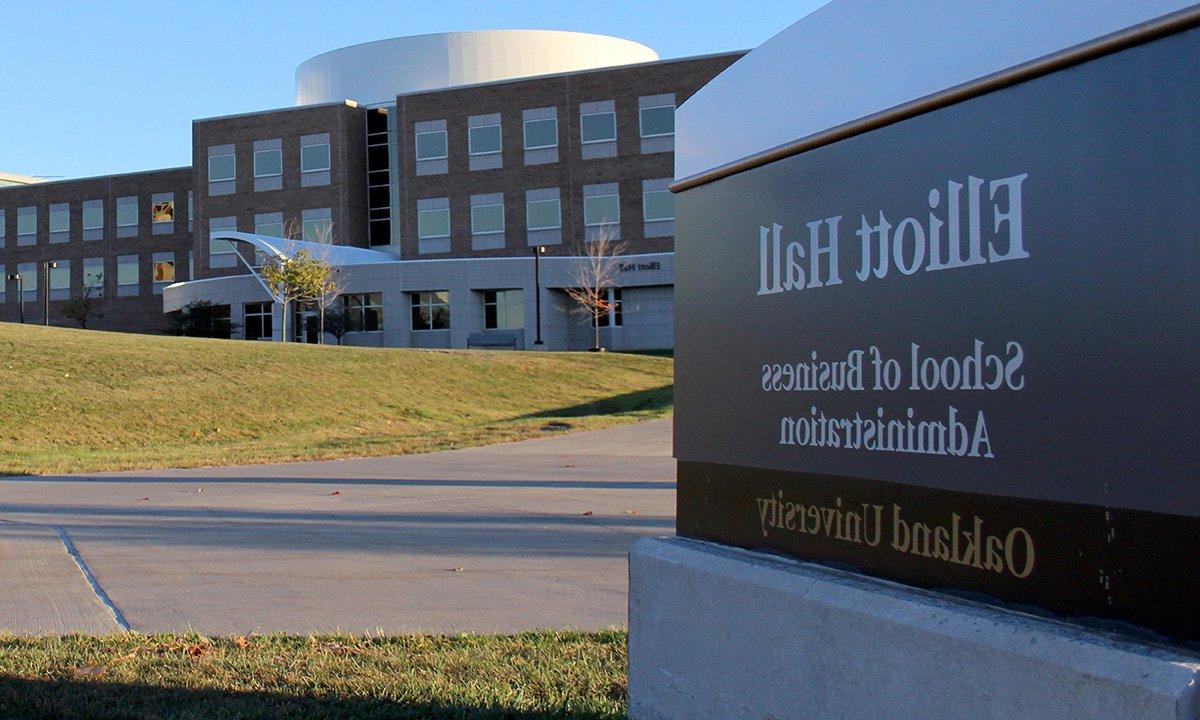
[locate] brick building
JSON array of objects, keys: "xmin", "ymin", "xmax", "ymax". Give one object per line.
[{"xmin": 1, "ymin": 30, "xmax": 743, "ymax": 349}]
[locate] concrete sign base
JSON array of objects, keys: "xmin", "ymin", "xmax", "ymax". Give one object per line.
[{"xmin": 628, "ymin": 537, "xmax": 1200, "ymax": 720}]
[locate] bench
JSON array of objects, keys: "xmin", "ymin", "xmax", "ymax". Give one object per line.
[{"xmin": 467, "ymin": 331, "xmax": 520, "ymax": 350}]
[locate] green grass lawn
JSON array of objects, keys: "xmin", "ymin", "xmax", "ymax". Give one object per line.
[
  {"xmin": 0, "ymin": 324, "xmax": 672, "ymax": 476},
  {"xmin": 0, "ymin": 631, "xmax": 627, "ymax": 719}
]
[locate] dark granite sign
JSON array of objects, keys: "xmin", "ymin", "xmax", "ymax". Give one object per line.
[{"xmin": 674, "ymin": 25, "xmax": 1200, "ymax": 642}]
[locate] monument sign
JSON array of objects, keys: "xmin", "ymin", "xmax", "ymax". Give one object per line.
[{"xmin": 674, "ymin": 4, "xmax": 1200, "ymax": 643}]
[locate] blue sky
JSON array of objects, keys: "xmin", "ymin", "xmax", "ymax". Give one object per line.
[{"xmin": 0, "ymin": 0, "xmax": 827, "ymax": 180}]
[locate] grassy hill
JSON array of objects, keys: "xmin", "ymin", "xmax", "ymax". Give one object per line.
[{"xmin": 0, "ymin": 324, "xmax": 672, "ymax": 475}]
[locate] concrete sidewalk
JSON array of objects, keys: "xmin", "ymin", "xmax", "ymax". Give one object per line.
[{"xmin": 0, "ymin": 419, "xmax": 674, "ymax": 635}]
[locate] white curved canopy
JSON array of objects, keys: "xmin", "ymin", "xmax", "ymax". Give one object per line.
[
  {"xmin": 676, "ymin": 0, "xmax": 1199, "ymax": 184},
  {"xmin": 212, "ymin": 231, "xmax": 396, "ymax": 266}
]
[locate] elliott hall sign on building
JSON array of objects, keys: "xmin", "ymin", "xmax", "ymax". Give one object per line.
[{"xmin": 672, "ymin": 2, "xmax": 1200, "ymax": 644}]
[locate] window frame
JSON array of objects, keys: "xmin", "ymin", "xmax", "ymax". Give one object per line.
[
  {"xmin": 470, "ymin": 203, "xmax": 505, "ymax": 236},
  {"xmin": 583, "ymin": 194, "xmax": 621, "ymax": 228},
  {"xmin": 468, "ymin": 124, "xmax": 502, "ymax": 156},
  {"xmin": 253, "ymin": 148, "xmax": 283, "ymax": 178},
  {"xmin": 417, "ymin": 207, "xmax": 451, "ymax": 239},
  {"xmin": 208, "ymin": 153, "xmax": 236, "ymax": 182},
  {"xmin": 414, "ymin": 130, "xmax": 448, "ymax": 162},
  {"xmin": 116, "ymin": 199, "xmax": 138, "ymax": 229},
  {"xmin": 580, "ymin": 111, "xmax": 617, "ymax": 145},
  {"xmin": 522, "ymin": 117, "xmax": 558, "ymax": 150},
  {"xmin": 300, "ymin": 142, "xmax": 331, "ymax": 173},
  {"xmin": 243, "ymin": 301, "xmax": 273, "ymax": 341},
  {"xmin": 642, "ymin": 188, "xmax": 676, "ymax": 222},
  {"xmin": 639, "ymin": 104, "xmax": 676, "ymax": 138},
  {"xmin": 525, "ymin": 197, "xmax": 562, "ymax": 231},
  {"xmin": 410, "ymin": 291, "xmax": 450, "ymax": 331},
  {"xmin": 483, "ymin": 289, "xmax": 524, "ymax": 330}
]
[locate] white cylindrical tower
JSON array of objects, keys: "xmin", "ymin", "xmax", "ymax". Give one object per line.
[{"xmin": 295, "ymin": 30, "xmax": 659, "ymax": 106}]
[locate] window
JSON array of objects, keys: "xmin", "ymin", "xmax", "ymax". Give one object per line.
[
  {"xmin": 117, "ymin": 255, "xmax": 139, "ymax": 292},
  {"xmin": 209, "ymin": 217, "xmax": 236, "ymax": 257},
  {"xmin": 208, "ymin": 153, "xmax": 235, "ymax": 182},
  {"xmin": 523, "ymin": 118, "xmax": 558, "ymax": 150},
  {"xmin": 83, "ymin": 258, "xmax": 104, "ymax": 295},
  {"xmin": 643, "ymin": 188, "xmax": 675, "ymax": 222},
  {"xmin": 584, "ymin": 194, "xmax": 620, "ymax": 227},
  {"xmin": 244, "ymin": 302, "xmax": 273, "ymax": 341},
  {"xmin": 116, "ymin": 197, "xmax": 138, "ymax": 228},
  {"xmin": 417, "ymin": 207, "xmax": 450, "ymax": 238},
  {"xmin": 343, "ymin": 292, "xmax": 383, "ymax": 332},
  {"xmin": 471, "ymin": 203, "xmax": 504, "ymax": 235},
  {"xmin": 17, "ymin": 262, "xmax": 36, "ymax": 293},
  {"xmin": 468, "ymin": 124, "xmax": 501, "ymax": 156},
  {"xmin": 526, "ymin": 197, "xmax": 561, "ymax": 231},
  {"xmin": 484, "ymin": 289, "xmax": 524, "ymax": 330},
  {"xmin": 580, "ymin": 111, "xmax": 617, "ymax": 144},
  {"xmin": 639, "ymin": 105, "xmax": 675, "ymax": 138},
  {"xmin": 411, "ymin": 291, "xmax": 450, "ymax": 330},
  {"xmin": 152, "ymin": 199, "xmax": 174, "ymax": 224},
  {"xmin": 254, "ymin": 148, "xmax": 282, "ymax": 177},
  {"xmin": 302, "ymin": 208, "xmax": 332, "ymax": 243},
  {"xmin": 82, "ymin": 200, "xmax": 103, "ymax": 231},
  {"xmin": 153, "ymin": 256, "xmax": 175, "ymax": 284},
  {"xmin": 49, "ymin": 204, "xmax": 69, "ymax": 233},
  {"xmin": 49, "ymin": 261, "xmax": 70, "ymax": 292},
  {"xmin": 0, "ymin": 209, "xmax": 5, "ymax": 244},
  {"xmin": 300, "ymin": 143, "xmax": 330, "ymax": 173},
  {"xmin": 415, "ymin": 130, "xmax": 448, "ymax": 161},
  {"xmin": 254, "ymin": 212, "xmax": 284, "ymax": 238},
  {"xmin": 17, "ymin": 206, "xmax": 36, "ymax": 238},
  {"xmin": 607, "ymin": 288, "xmax": 623, "ymax": 327}
]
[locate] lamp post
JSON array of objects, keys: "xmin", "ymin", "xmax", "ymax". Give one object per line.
[
  {"xmin": 42, "ymin": 261, "xmax": 58, "ymax": 327},
  {"xmin": 6, "ymin": 273, "xmax": 23, "ymax": 323},
  {"xmin": 532, "ymin": 245, "xmax": 546, "ymax": 345}
]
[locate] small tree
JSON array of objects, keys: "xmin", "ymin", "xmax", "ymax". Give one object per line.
[
  {"xmin": 61, "ymin": 280, "xmax": 104, "ymax": 329},
  {"xmin": 260, "ymin": 249, "xmax": 334, "ymax": 343},
  {"xmin": 281, "ymin": 219, "xmax": 341, "ymax": 344},
  {"xmin": 564, "ymin": 227, "xmax": 626, "ymax": 351},
  {"xmin": 322, "ymin": 301, "xmax": 350, "ymax": 345}
]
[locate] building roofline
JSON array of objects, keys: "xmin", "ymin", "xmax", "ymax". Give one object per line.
[
  {"xmin": 193, "ymin": 99, "xmax": 360, "ymax": 125},
  {"xmin": 0, "ymin": 165, "xmax": 192, "ymax": 191},
  {"xmin": 390, "ymin": 49, "xmax": 748, "ymax": 101}
]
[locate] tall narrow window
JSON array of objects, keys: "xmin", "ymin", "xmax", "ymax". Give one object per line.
[
  {"xmin": 116, "ymin": 196, "xmax": 138, "ymax": 237},
  {"xmin": 300, "ymin": 133, "xmax": 331, "ymax": 187},
  {"xmin": 117, "ymin": 255, "xmax": 139, "ymax": 297},
  {"xmin": 366, "ymin": 108, "xmax": 392, "ymax": 246},
  {"xmin": 17, "ymin": 206, "xmax": 36, "ymax": 245},
  {"xmin": 82, "ymin": 199, "xmax": 104, "ymax": 240},
  {"xmin": 49, "ymin": 203, "xmax": 69, "ymax": 243}
]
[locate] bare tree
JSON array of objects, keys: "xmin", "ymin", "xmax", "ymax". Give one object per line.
[
  {"xmin": 61, "ymin": 279, "xmax": 104, "ymax": 329},
  {"xmin": 564, "ymin": 226, "xmax": 627, "ymax": 351}
]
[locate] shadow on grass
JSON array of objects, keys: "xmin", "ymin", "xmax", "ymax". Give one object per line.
[
  {"xmin": 520, "ymin": 385, "xmax": 672, "ymax": 419},
  {"xmin": 0, "ymin": 676, "xmax": 622, "ymax": 720}
]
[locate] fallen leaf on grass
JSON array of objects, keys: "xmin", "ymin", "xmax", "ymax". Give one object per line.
[{"xmin": 233, "ymin": 636, "xmax": 251, "ymax": 650}]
